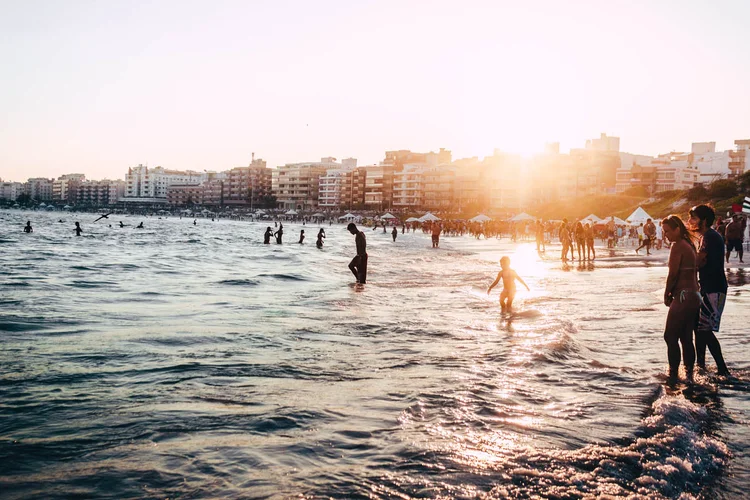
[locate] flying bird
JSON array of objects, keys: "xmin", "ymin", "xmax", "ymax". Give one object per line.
[{"xmin": 93, "ymin": 213, "xmax": 113, "ymax": 223}]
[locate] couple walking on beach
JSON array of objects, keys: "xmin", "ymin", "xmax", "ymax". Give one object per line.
[{"xmin": 662, "ymin": 204, "xmax": 730, "ymax": 384}]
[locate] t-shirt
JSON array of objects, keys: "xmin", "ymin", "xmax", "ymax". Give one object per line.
[{"xmin": 698, "ymin": 228, "xmax": 727, "ymax": 294}]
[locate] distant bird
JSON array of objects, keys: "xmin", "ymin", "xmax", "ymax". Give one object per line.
[{"xmin": 93, "ymin": 213, "xmax": 113, "ymax": 223}]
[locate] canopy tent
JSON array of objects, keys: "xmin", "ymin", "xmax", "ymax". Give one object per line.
[
  {"xmin": 600, "ymin": 216, "xmax": 628, "ymax": 225},
  {"xmin": 339, "ymin": 213, "xmax": 357, "ymax": 220},
  {"xmin": 509, "ymin": 212, "xmax": 536, "ymax": 222},
  {"xmin": 581, "ymin": 213, "xmax": 601, "ymax": 223},
  {"xmin": 254, "ymin": 209, "xmax": 266, "ymax": 214},
  {"xmin": 626, "ymin": 206, "xmax": 653, "ymax": 224},
  {"xmin": 419, "ymin": 213, "xmax": 440, "ymax": 222},
  {"xmin": 311, "ymin": 212, "xmax": 326, "ymax": 218},
  {"xmin": 284, "ymin": 209, "xmax": 298, "ymax": 215},
  {"xmin": 38, "ymin": 203, "xmax": 47, "ymax": 207},
  {"xmin": 469, "ymin": 214, "xmax": 491, "ymax": 223},
  {"xmin": 405, "ymin": 217, "xmax": 421, "ymax": 222},
  {"xmin": 63, "ymin": 205, "xmax": 72, "ymax": 209},
  {"xmin": 380, "ymin": 213, "xmax": 396, "ymax": 219}
]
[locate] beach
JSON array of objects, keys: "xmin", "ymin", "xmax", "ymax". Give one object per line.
[{"xmin": 1, "ymin": 209, "xmax": 749, "ymax": 498}]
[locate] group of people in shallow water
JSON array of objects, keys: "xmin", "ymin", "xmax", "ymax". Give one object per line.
[
  {"xmin": 263, "ymin": 222, "xmax": 327, "ymax": 249},
  {"xmin": 661, "ymin": 204, "xmax": 731, "ymax": 384}
]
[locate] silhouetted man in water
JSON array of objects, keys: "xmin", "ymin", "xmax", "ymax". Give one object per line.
[
  {"xmin": 24, "ymin": 221, "xmax": 33, "ymax": 233},
  {"xmin": 274, "ymin": 225, "xmax": 283, "ymax": 244},
  {"xmin": 264, "ymin": 227, "xmax": 273, "ymax": 244},
  {"xmin": 74, "ymin": 222, "xmax": 82, "ymax": 236},
  {"xmin": 299, "ymin": 230, "xmax": 305, "ymax": 244},
  {"xmin": 347, "ymin": 223, "xmax": 367, "ymax": 284}
]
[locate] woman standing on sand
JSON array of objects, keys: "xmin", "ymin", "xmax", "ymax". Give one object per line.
[{"xmin": 661, "ymin": 215, "xmax": 699, "ymax": 384}]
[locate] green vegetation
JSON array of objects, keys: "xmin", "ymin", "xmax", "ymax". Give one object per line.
[{"xmin": 533, "ymin": 177, "xmax": 749, "ymax": 221}]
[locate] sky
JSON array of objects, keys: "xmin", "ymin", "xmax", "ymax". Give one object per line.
[{"xmin": 1, "ymin": 0, "xmax": 749, "ymax": 181}]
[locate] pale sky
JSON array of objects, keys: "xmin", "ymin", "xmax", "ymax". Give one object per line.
[{"xmin": 1, "ymin": 0, "xmax": 749, "ymax": 181}]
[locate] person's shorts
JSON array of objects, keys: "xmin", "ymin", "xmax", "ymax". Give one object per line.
[
  {"xmin": 726, "ymin": 239, "xmax": 743, "ymax": 253},
  {"xmin": 698, "ymin": 292, "xmax": 726, "ymax": 332}
]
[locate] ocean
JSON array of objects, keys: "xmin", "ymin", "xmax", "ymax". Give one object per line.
[{"xmin": 1, "ymin": 209, "xmax": 748, "ymax": 499}]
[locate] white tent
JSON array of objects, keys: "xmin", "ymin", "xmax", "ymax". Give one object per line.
[
  {"xmin": 63, "ymin": 205, "xmax": 72, "ymax": 209},
  {"xmin": 510, "ymin": 212, "xmax": 536, "ymax": 222},
  {"xmin": 603, "ymin": 216, "xmax": 629, "ymax": 225},
  {"xmin": 381, "ymin": 213, "xmax": 396, "ymax": 219},
  {"xmin": 470, "ymin": 214, "xmax": 491, "ymax": 223},
  {"xmin": 581, "ymin": 213, "xmax": 601, "ymax": 223},
  {"xmin": 39, "ymin": 203, "xmax": 47, "ymax": 207},
  {"xmin": 339, "ymin": 213, "xmax": 356, "ymax": 220},
  {"xmin": 405, "ymin": 217, "xmax": 421, "ymax": 222},
  {"xmin": 420, "ymin": 213, "xmax": 440, "ymax": 222},
  {"xmin": 285, "ymin": 209, "xmax": 298, "ymax": 215},
  {"xmin": 626, "ymin": 206, "xmax": 653, "ymax": 224},
  {"xmin": 311, "ymin": 212, "xmax": 326, "ymax": 218}
]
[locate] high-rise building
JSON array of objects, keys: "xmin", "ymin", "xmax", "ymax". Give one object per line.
[
  {"xmin": 0, "ymin": 182, "xmax": 25, "ymax": 201},
  {"xmin": 272, "ymin": 158, "xmax": 341, "ymax": 210},
  {"xmin": 125, "ymin": 165, "xmax": 203, "ymax": 201},
  {"xmin": 76, "ymin": 179, "xmax": 125, "ymax": 206},
  {"xmin": 25, "ymin": 178, "xmax": 54, "ymax": 201},
  {"xmin": 223, "ymin": 157, "xmax": 272, "ymax": 207},
  {"xmin": 52, "ymin": 174, "xmax": 86, "ymax": 203}
]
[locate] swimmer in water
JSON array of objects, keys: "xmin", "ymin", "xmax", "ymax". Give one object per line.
[
  {"xmin": 487, "ymin": 256, "xmax": 530, "ymax": 313},
  {"xmin": 24, "ymin": 221, "xmax": 33, "ymax": 233},
  {"xmin": 194, "ymin": 219, "xmax": 197, "ymax": 225},
  {"xmin": 274, "ymin": 225, "xmax": 283, "ymax": 244},
  {"xmin": 316, "ymin": 228, "xmax": 326, "ymax": 248},
  {"xmin": 299, "ymin": 229, "xmax": 305, "ymax": 244},
  {"xmin": 119, "ymin": 221, "xmax": 125, "ymax": 227},
  {"xmin": 74, "ymin": 222, "xmax": 82, "ymax": 236},
  {"xmin": 136, "ymin": 222, "xmax": 144, "ymax": 229},
  {"xmin": 264, "ymin": 227, "xmax": 273, "ymax": 244}
]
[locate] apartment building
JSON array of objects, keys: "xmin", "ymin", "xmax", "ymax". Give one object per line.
[
  {"xmin": 125, "ymin": 165, "xmax": 203, "ymax": 201},
  {"xmin": 25, "ymin": 178, "xmax": 54, "ymax": 201},
  {"xmin": 223, "ymin": 157, "xmax": 272, "ymax": 207},
  {"xmin": 76, "ymin": 179, "xmax": 125, "ymax": 206},
  {"xmin": 272, "ymin": 157, "xmax": 341, "ymax": 210},
  {"xmin": 0, "ymin": 182, "xmax": 25, "ymax": 201},
  {"xmin": 52, "ymin": 174, "xmax": 86, "ymax": 202}
]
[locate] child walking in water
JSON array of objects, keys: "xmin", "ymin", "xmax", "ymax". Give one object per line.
[{"xmin": 487, "ymin": 256, "xmax": 530, "ymax": 312}]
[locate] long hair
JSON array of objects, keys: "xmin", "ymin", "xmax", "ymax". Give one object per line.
[{"xmin": 661, "ymin": 215, "xmax": 696, "ymax": 252}]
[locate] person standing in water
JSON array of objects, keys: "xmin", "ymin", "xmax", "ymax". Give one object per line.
[
  {"xmin": 584, "ymin": 222, "xmax": 595, "ymax": 261},
  {"xmin": 724, "ymin": 214, "xmax": 745, "ymax": 263},
  {"xmin": 487, "ymin": 256, "xmax": 530, "ymax": 313},
  {"xmin": 298, "ymin": 230, "xmax": 305, "ymax": 244},
  {"xmin": 316, "ymin": 228, "xmax": 326, "ymax": 248},
  {"xmin": 24, "ymin": 221, "xmax": 33, "ymax": 233},
  {"xmin": 74, "ymin": 222, "xmax": 82, "ymax": 236},
  {"xmin": 661, "ymin": 215, "xmax": 699, "ymax": 384},
  {"xmin": 391, "ymin": 226, "xmax": 398, "ymax": 242},
  {"xmin": 689, "ymin": 204, "xmax": 730, "ymax": 376},
  {"xmin": 347, "ymin": 223, "xmax": 367, "ymax": 284},
  {"xmin": 274, "ymin": 225, "xmax": 284, "ymax": 244},
  {"xmin": 264, "ymin": 227, "xmax": 273, "ymax": 244}
]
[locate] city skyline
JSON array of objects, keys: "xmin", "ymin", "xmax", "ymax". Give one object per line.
[{"xmin": 2, "ymin": 0, "xmax": 749, "ymax": 181}]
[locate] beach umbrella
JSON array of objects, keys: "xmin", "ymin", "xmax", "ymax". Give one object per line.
[
  {"xmin": 339, "ymin": 213, "xmax": 356, "ymax": 220},
  {"xmin": 381, "ymin": 212, "xmax": 396, "ymax": 219},
  {"xmin": 470, "ymin": 214, "xmax": 491, "ymax": 223},
  {"xmin": 39, "ymin": 202, "xmax": 46, "ymax": 207},
  {"xmin": 63, "ymin": 205, "xmax": 72, "ymax": 209},
  {"xmin": 625, "ymin": 206, "xmax": 653, "ymax": 224},
  {"xmin": 405, "ymin": 217, "xmax": 420, "ymax": 222},
  {"xmin": 285, "ymin": 209, "xmax": 298, "ymax": 215},
  {"xmin": 420, "ymin": 213, "xmax": 440, "ymax": 222},
  {"xmin": 311, "ymin": 212, "xmax": 325, "ymax": 218},
  {"xmin": 509, "ymin": 212, "xmax": 535, "ymax": 222}
]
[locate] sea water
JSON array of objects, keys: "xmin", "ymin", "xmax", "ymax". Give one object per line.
[{"xmin": 1, "ymin": 210, "xmax": 748, "ymax": 498}]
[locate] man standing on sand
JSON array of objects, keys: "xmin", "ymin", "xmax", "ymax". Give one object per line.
[
  {"xmin": 347, "ymin": 223, "xmax": 367, "ymax": 284},
  {"xmin": 688, "ymin": 204, "xmax": 730, "ymax": 376},
  {"xmin": 636, "ymin": 218, "xmax": 656, "ymax": 255},
  {"xmin": 431, "ymin": 222, "xmax": 441, "ymax": 248},
  {"xmin": 724, "ymin": 214, "xmax": 745, "ymax": 264}
]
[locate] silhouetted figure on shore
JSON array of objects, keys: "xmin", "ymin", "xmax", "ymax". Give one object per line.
[
  {"xmin": 299, "ymin": 230, "xmax": 305, "ymax": 244},
  {"xmin": 347, "ymin": 223, "xmax": 367, "ymax": 284},
  {"xmin": 74, "ymin": 222, "xmax": 82, "ymax": 236},
  {"xmin": 316, "ymin": 228, "xmax": 325, "ymax": 248},
  {"xmin": 264, "ymin": 227, "xmax": 273, "ymax": 244}
]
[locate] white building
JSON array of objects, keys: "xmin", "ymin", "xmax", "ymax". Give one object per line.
[
  {"xmin": 25, "ymin": 178, "xmax": 54, "ymax": 201},
  {"xmin": 125, "ymin": 165, "xmax": 203, "ymax": 201},
  {"xmin": 318, "ymin": 167, "xmax": 353, "ymax": 208},
  {"xmin": 690, "ymin": 142, "xmax": 731, "ymax": 183},
  {"xmin": 272, "ymin": 157, "xmax": 344, "ymax": 210},
  {"xmin": 0, "ymin": 182, "xmax": 25, "ymax": 201},
  {"xmin": 392, "ymin": 163, "xmax": 427, "ymax": 208}
]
